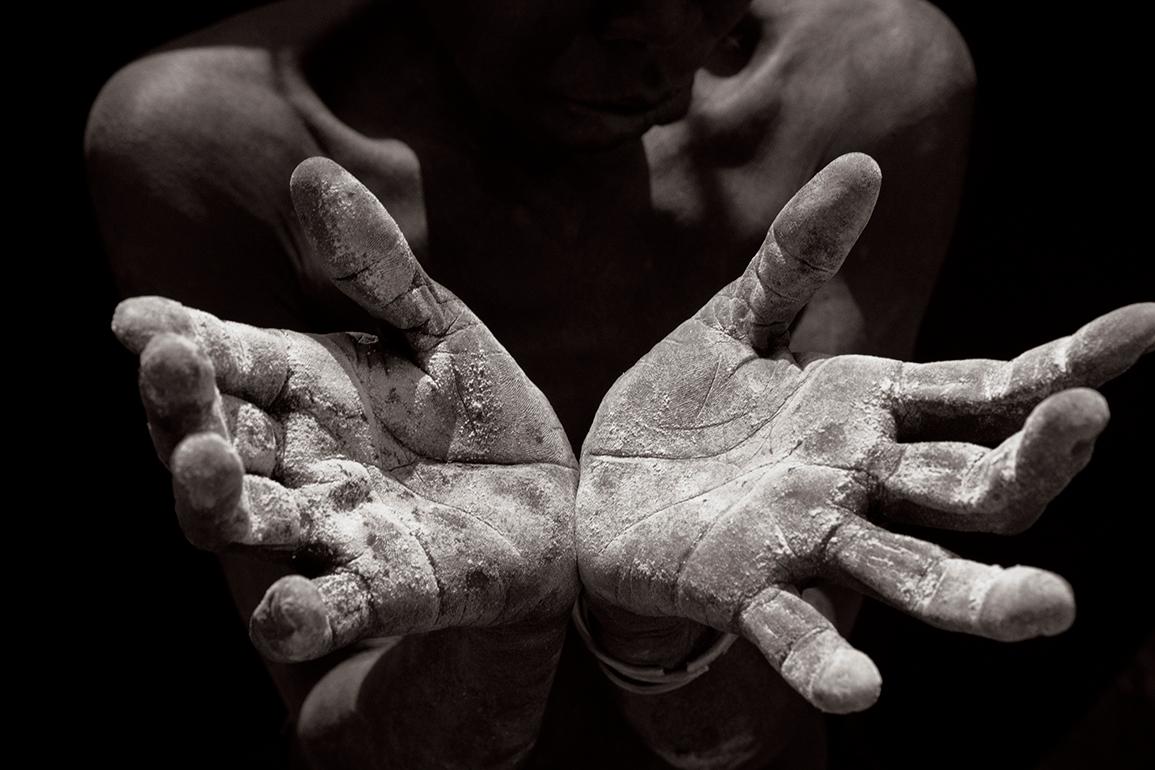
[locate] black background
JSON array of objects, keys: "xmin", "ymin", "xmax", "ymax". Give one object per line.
[{"xmin": 61, "ymin": 2, "xmax": 1152, "ymax": 767}]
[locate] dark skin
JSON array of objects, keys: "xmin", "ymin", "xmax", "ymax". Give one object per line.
[
  {"xmin": 578, "ymin": 155, "xmax": 1154, "ymax": 768},
  {"xmin": 111, "ymin": 158, "xmax": 579, "ymax": 768},
  {"xmin": 87, "ymin": 0, "xmax": 1152, "ymax": 768},
  {"xmin": 88, "ymin": 0, "xmax": 973, "ymax": 429}
]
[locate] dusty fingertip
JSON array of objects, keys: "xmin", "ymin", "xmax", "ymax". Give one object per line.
[
  {"xmin": 811, "ymin": 648, "xmax": 882, "ymax": 714},
  {"xmin": 829, "ymin": 152, "xmax": 882, "ymax": 188},
  {"xmin": 980, "ymin": 567, "xmax": 1075, "ymax": 642},
  {"xmin": 289, "ymin": 157, "xmax": 353, "ymax": 254},
  {"xmin": 111, "ymin": 296, "xmax": 193, "ymax": 353},
  {"xmin": 172, "ymin": 433, "xmax": 247, "ymax": 549},
  {"xmin": 288, "ymin": 156, "xmax": 409, "ymax": 282},
  {"xmin": 1076, "ymin": 303, "xmax": 1155, "ymax": 376},
  {"xmin": 1029, "ymin": 389, "xmax": 1110, "ymax": 446},
  {"xmin": 1130, "ymin": 302, "xmax": 1155, "ymax": 354},
  {"xmin": 139, "ymin": 334, "xmax": 217, "ymax": 416},
  {"xmin": 1101, "ymin": 301, "xmax": 1155, "ymax": 336},
  {"xmin": 773, "ymin": 153, "xmax": 882, "ymax": 269},
  {"xmin": 288, "ymin": 157, "xmax": 346, "ymax": 207},
  {"xmin": 251, "ymin": 575, "xmax": 334, "ymax": 663}
]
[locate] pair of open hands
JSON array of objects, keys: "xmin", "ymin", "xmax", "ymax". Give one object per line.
[{"xmin": 112, "ymin": 155, "xmax": 1153, "ymax": 718}]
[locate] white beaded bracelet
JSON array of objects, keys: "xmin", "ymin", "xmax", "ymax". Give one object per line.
[{"xmin": 571, "ymin": 593, "xmax": 739, "ymax": 695}]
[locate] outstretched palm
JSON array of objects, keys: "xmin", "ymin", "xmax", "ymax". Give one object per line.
[
  {"xmin": 578, "ymin": 154, "xmax": 1154, "ymax": 713},
  {"xmin": 113, "ymin": 158, "xmax": 577, "ymax": 665}
]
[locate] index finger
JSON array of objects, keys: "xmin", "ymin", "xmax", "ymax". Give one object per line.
[{"xmin": 696, "ymin": 153, "xmax": 881, "ymax": 353}]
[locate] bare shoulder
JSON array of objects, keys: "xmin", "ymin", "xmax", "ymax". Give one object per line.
[
  {"xmin": 84, "ymin": 26, "xmax": 312, "ymax": 218},
  {"xmin": 726, "ymin": 0, "xmax": 973, "ymax": 146},
  {"xmin": 778, "ymin": 0, "xmax": 974, "ymax": 134},
  {"xmin": 82, "ymin": 2, "xmax": 365, "ymax": 322},
  {"xmin": 83, "ymin": 1, "xmax": 381, "ymax": 212}
]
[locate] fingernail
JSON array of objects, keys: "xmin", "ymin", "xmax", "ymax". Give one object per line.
[
  {"xmin": 811, "ymin": 647, "xmax": 882, "ymax": 714},
  {"xmin": 111, "ymin": 296, "xmax": 193, "ymax": 353},
  {"xmin": 980, "ymin": 567, "xmax": 1075, "ymax": 641},
  {"xmin": 250, "ymin": 575, "xmax": 334, "ymax": 663}
]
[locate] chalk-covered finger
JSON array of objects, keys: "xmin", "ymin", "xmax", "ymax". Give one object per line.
[
  {"xmin": 696, "ymin": 153, "xmax": 881, "ymax": 352},
  {"xmin": 222, "ymin": 395, "xmax": 282, "ymax": 476},
  {"xmin": 139, "ymin": 333, "xmax": 228, "ymax": 464},
  {"xmin": 896, "ymin": 303, "xmax": 1154, "ymax": 442},
  {"xmin": 248, "ymin": 506, "xmax": 447, "ymax": 661},
  {"xmin": 738, "ymin": 585, "xmax": 881, "ymax": 713},
  {"xmin": 826, "ymin": 519, "xmax": 1074, "ymax": 641},
  {"xmin": 172, "ymin": 433, "xmax": 302, "ymax": 551},
  {"xmin": 290, "ymin": 157, "xmax": 481, "ymax": 358},
  {"xmin": 249, "ymin": 572, "xmax": 373, "ymax": 662},
  {"xmin": 171, "ymin": 432, "xmax": 245, "ymax": 549},
  {"xmin": 879, "ymin": 389, "xmax": 1109, "ymax": 533},
  {"xmin": 113, "ymin": 295, "xmax": 289, "ymax": 408}
]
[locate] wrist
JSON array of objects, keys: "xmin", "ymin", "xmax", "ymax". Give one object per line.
[
  {"xmin": 583, "ymin": 597, "xmax": 706, "ymax": 667},
  {"xmin": 578, "ymin": 593, "xmax": 737, "ymax": 693}
]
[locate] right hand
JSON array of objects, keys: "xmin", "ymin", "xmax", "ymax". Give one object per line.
[{"xmin": 111, "ymin": 158, "xmax": 578, "ymax": 764}]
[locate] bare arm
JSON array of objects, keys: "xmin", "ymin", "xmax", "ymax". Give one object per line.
[{"xmin": 90, "ymin": 59, "xmax": 576, "ymax": 766}]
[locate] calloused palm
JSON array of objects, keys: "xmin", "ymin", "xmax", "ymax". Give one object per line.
[
  {"xmin": 577, "ymin": 153, "xmax": 1154, "ymax": 713},
  {"xmin": 112, "ymin": 158, "xmax": 577, "ymax": 665}
]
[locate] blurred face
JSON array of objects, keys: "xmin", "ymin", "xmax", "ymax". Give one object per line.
[{"xmin": 418, "ymin": 0, "xmax": 751, "ymax": 149}]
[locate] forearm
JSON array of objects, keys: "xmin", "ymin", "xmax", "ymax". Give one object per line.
[{"xmin": 298, "ymin": 621, "xmax": 568, "ymax": 770}]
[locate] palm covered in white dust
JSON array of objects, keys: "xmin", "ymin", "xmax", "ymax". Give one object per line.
[{"xmin": 578, "ymin": 154, "xmax": 1155, "ymax": 712}]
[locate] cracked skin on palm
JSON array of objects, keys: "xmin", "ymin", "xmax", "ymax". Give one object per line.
[
  {"xmin": 110, "ymin": 155, "xmax": 1154, "ymax": 769},
  {"xmin": 577, "ymin": 154, "xmax": 1154, "ymax": 726}
]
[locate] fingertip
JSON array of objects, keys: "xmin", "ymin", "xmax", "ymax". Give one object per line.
[
  {"xmin": 288, "ymin": 157, "xmax": 346, "ymax": 220},
  {"xmin": 810, "ymin": 647, "xmax": 882, "ymax": 714},
  {"xmin": 172, "ymin": 432, "xmax": 247, "ymax": 549},
  {"xmin": 140, "ymin": 334, "xmax": 217, "ymax": 416},
  {"xmin": 980, "ymin": 567, "xmax": 1075, "ymax": 642},
  {"xmin": 772, "ymin": 152, "xmax": 882, "ymax": 272},
  {"xmin": 1027, "ymin": 388, "xmax": 1110, "ymax": 448},
  {"xmin": 832, "ymin": 152, "xmax": 883, "ymax": 190},
  {"xmin": 111, "ymin": 296, "xmax": 193, "ymax": 354},
  {"xmin": 994, "ymin": 389, "xmax": 1110, "ymax": 533},
  {"xmin": 290, "ymin": 156, "xmax": 355, "ymax": 254},
  {"xmin": 1113, "ymin": 301, "xmax": 1155, "ymax": 334},
  {"xmin": 251, "ymin": 575, "xmax": 335, "ymax": 663},
  {"xmin": 288, "ymin": 158, "xmax": 419, "ymax": 320},
  {"xmin": 290, "ymin": 156, "xmax": 405, "ymax": 268},
  {"xmin": 1137, "ymin": 302, "xmax": 1155, "ymax": 354},
  {"xmin": 289, "ymin": 156, "xmax": 344, "ymax": 189},
  {"xmin": 1074, "ymin": 303, "xmax": 1155, "ymax": 379},
  {"xmin": 1130, "ymin": 302, "xmax": 1155, "ymax": 355}
]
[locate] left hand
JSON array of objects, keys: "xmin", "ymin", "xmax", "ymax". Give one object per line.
[
  {"xmin": 111, "ymin": 158, "xmax": 579, "ymax": 769},
  {"xmin": 577, "ymin": 153, "xmax": 1155, "ymax": 713}
]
